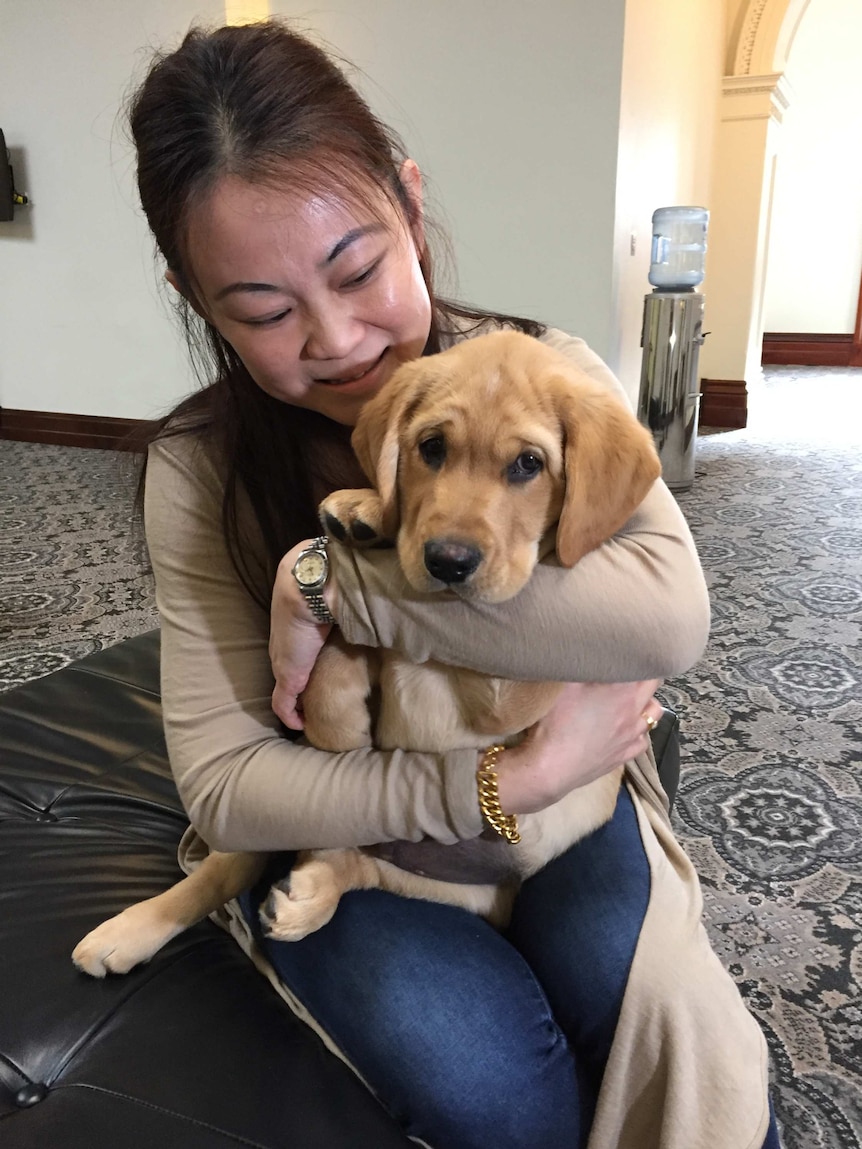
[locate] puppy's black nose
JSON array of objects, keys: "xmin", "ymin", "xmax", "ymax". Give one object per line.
[{"xmin": 424, "ymin": 540, "xmax": 482, "ymax": 584}]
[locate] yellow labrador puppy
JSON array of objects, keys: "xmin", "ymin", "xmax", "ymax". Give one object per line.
[{"xmin": 73, "ymin": 330, "xmax": 661, "ymax": 977}]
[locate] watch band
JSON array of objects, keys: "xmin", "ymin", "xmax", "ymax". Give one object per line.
[
  {"xmin": 305, "ymin": 590, "xmax": 336, "ymax": 626},
  {"xmin": 293, "ymin": 536, "xmax": 337, "ymax": 626}
]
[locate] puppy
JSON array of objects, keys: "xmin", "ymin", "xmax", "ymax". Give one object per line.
[{"xmin": 73, "ymin": 330, "xmax": 661, "ymax": 977}]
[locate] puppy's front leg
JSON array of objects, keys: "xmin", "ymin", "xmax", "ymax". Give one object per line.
[
  {"xmin": 319, "ymin": 487, "xmax": 388, "ymax": 546},
  {"xmin": 456, "ymin": 672, "xmax": 565, "ymax": 738},
  {"xmin": 302, "ymin": 633, "xmax": 379, "ymax": 751}
]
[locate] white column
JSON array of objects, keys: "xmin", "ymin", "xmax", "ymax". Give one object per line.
[{"xmin": 700, "ymin": 73, "xmax": 790, "ymax": 387}]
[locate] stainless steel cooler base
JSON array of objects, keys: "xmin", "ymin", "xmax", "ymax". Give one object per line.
[{"xmin": 637, "ymin": 291, "xmax": 705, "ymax": 491}]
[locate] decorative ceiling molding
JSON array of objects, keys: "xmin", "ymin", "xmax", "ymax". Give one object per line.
[
  {"xmin": 730, "ymin": 0, "xmax": 811, "ymax": 77},
  {"xmin": 721, "ymin": 72, "xmax": 792, "ymax": 123},
  {"xmin": 735, "ymin": 0, "xmax": 771, "ymax": 75}
]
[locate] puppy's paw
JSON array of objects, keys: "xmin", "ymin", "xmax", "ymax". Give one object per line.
[
  {"xmin": 72, "ymin": 904, "xmax": 176, "ymax": 977},
  {"xmin": 260, "ymin": 861, "xmax": 342, "ymax": 942},
  {"xmin": 319, "ymin": 488, "xmax": 388, "ymax": 547}
]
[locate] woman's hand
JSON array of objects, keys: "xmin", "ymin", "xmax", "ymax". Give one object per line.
[
  {"xmin": 495, "ymin": 680, "xmax": 664, "ymax": 815},
  {"xmin": 270, "ymin": 540, "xmax": 339, "ymax": 730}
]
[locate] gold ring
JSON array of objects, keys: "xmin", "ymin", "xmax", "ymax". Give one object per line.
[{"xmin": 644, "ymin": 713, "xmax": 658, "ymax": 733}]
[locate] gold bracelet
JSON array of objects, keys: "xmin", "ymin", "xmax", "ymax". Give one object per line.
[{"xmin": 476, "ymin": 743, "xmax": 521, "ymax": 845}]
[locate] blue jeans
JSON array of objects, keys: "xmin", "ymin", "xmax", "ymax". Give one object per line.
[{"xmin": 239, "ymin": 788, "xmax": 781, "ymax": 1149}]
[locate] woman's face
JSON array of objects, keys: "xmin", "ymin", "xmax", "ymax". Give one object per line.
[{"xmin": 178, "ymin": 162, "xmax": 432, "ymax": 427}]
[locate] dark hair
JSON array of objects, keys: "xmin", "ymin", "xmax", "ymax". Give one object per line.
[{"xmin": 131, "ymin": 20, "xmax": 544, "ymax": 606}]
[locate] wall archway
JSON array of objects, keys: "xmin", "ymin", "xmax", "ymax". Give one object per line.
[{"xmin": 698, "ymin": 0, "xmax": 812, "ymax": 424}]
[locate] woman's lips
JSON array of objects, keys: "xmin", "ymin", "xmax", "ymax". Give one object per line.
[{"xmin": 316, "ymin": 349, "xmax": 388, "ymax": 387}]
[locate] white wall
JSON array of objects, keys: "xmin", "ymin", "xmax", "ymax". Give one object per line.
[
  {"xmin": 0, "ymin": 0, "xmax": 720, "ymax": 418},
  {"xmin": 0, "ymin": 0, "xmax": 628, "ymax": 419},
  {"xmin": 298, "ymin": 0, "xmax": 722, "ymax": 400},
  {"xmin": 762, "ymin": 0, "xmax": 862, "ymax": 334},
  {"xmin": 0, "ymin": 0, "xmax": 225, "ymax": 420},
  {"xmin": 282, "ymin": 3, "xmax": 627, "ymax": 362},
  {"xmin": 613, "ymin": 0, "xmax": 723, "ymax": 391}
]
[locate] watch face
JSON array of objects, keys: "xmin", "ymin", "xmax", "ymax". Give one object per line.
[{"xmin": 296, "ymin": 551, "xmax": 326, "ymax": 586}]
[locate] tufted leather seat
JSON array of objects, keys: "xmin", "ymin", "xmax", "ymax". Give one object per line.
[{"xmin": 0, "ymin": 631, "xmax": 679, "ymax": 1147}]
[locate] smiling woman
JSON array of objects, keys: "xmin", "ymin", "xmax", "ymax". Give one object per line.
[
  {"xmin": 131, "ymin": 23, "xmax": 544, "ymax": 595},
  {"xmin": 174, "ymin": 174, "xmax": 430, "ymax": 426}
]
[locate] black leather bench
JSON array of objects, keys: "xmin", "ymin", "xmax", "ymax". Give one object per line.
[{"xmin": 0, "ymin": 631, "xmax": 679, "ymax": 1147}]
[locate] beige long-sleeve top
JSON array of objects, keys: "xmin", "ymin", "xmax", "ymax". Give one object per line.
[{"xmin": 145, "ymin": 326, "xmax": 770, "ymax": 1149}]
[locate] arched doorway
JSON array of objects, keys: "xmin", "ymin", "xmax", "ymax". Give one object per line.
[
  {"xmin": 698, "ymin": 0, "xmax": 811, "ymax": 427},
  {"xmin": 760, "ymin": 0, "xmax": 862, "ymax": 369}
]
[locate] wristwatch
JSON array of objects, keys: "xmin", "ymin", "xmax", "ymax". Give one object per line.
[{"xmin": 291, "ymin": 536, "xmax": 337, "ymax": 626}]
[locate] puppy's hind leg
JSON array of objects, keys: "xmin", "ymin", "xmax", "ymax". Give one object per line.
[
  {"xmin": 374, "ymin": 860, "xmax": 518, "ymax": 929},
  {"xmin": 261, "ymin": 851, "xmax": 519, "ymax": 941},
  {"xmin": 261, "ymin": 848, "xmax": 383, "ymax": 942},
  {"xmin": 72, "ymin": 852, "xmax": 265, "ymax": 977}
]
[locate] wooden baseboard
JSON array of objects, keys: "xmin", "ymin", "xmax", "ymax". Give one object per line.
[
  {"xmin": 762, "ymin": 332, "xmax": 855, "ymax": 367},
  {"xmin": 699, "ymin": 378, "xmax": 748, "ymax": 429},
  {"xmin": 0, "ymin": 409, "xmax": 150, "ymax": 451}
]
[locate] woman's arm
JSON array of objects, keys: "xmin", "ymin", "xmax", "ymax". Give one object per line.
[
  {"xmin": 145, "ymin": 435, "xmax": 485, "ymax": 854},
  {"xmin": 267, "ymin": 533, "xmax": 667, "ymax": 820},
  {"xmin": 327, "ymin": 328, "xmax": 709, "ymax": 683},
  {"xmin": 330, "ymin": 484, "xmax": 707, "ymax": 683}
]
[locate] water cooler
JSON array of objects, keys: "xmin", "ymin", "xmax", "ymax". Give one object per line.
[{"xmin": 637, "ymin": 206, "xmax": 709, "ymax": 491}]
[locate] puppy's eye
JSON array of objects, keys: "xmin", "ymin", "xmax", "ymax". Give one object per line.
[
  {"xmin": 507, "ymin": 452, "xmax": 544, "ymax": 484},
  {"xmin": 419, "ymin": 435, "xmax": 446, "ymax": 469}
]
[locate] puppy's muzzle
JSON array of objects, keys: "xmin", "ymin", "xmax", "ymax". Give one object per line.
[{"xmin": 424, "ymin": 539, "xmax": 482, "ymax": 585}]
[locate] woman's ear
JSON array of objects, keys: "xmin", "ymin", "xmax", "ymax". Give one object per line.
[
  {"xmin": 164, "ymin": 269, "xmax": 209, "ymax": 321},
  {"xmin": 398, "ymin": 158, "xmax": 426, "ymax": 256}
]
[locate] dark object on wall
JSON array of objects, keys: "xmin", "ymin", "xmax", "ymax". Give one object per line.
[
  {"xmin": 0, "ymin": 131, "xmax": 12, "ymax": 222},
  {"xmin": 0, "ymin": 631, "xmax": 680, "ymax": 1147},
  {"xmin": 0, "ymin": 128, "xmax": 29, "ymax": 222}
]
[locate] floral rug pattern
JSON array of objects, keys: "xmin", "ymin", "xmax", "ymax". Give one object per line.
[
  {"xmin": 0, "ymin": 445, "xmax": 158, "ymax": 689},
  {"xmin": 669, "ymin": 366, "xmax": 862, "ymax": 1149}
]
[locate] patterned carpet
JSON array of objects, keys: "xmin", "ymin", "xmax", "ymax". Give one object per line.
[
  {"xmin": 1, "ymin": 364, "xmax": 860, "ymax": 1147},
  {"xmin": 0, "ymin": 448, "xmax": 158, "ymax": 690},
  {"xmin": 669, "ymin": 366, "xmax": 862, "ymax": 1149}
]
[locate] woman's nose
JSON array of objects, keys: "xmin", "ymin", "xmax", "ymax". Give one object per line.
[{"xmin": 302, "ymin": 300, "xmax": 363, "ymax": 361}]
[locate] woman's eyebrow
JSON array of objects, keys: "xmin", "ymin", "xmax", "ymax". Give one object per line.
[
  {"xmin": 323, "ymin": 224, "xmax": 383, "ymax": 266},
  {"xmin": 213, "ymin": 225, "xmax": 386, "ymax": 300},
  {"xmin": 214, "ymin": 281, "xmax": 278, "ymax": 301}
]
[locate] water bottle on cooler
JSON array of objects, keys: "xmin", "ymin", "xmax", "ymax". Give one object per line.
[{"xmin": 648, "ymin": 206, "xmax": 709, "ymax": 291}]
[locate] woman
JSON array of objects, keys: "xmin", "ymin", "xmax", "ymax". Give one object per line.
[{"xmin": 133, "ymin": 20, "xmax": 779, "ymax": 1149}]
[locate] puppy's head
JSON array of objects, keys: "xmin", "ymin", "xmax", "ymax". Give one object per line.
[{"xmin": 352, "ymin": 330, "xmax": 661, "ymax": 602}]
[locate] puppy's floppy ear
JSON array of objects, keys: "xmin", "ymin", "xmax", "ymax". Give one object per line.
[
  {"xmin": 550, "ymin": 373, "xmax": 662, "ymax": 567},
  {"xmin": 350, "ymin": 359, "xmax": 429, "ymax": 537}
]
